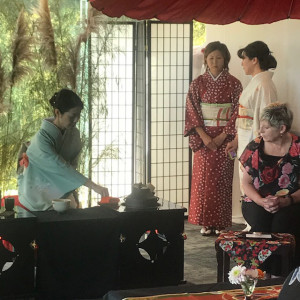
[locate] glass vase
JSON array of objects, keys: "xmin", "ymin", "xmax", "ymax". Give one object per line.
[{"xmin": 240, "ymin": 277, "xmax": 258, "ymax": 300}]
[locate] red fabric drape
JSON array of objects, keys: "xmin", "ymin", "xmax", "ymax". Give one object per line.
[{"xmin": 90, "ymin": 0, "xmax": 300, "ymax": 25}]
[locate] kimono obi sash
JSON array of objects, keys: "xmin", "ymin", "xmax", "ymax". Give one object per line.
[
  {"xmin": 236, "ymin": 104, "xmax": 254, "ymax": 130},
  {"xmin": 201, "ymin": 103, "xmax": 231, "ymax": 127}
]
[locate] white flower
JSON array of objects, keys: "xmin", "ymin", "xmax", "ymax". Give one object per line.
[{"xmin": 228, "ymin": 265, "xmax": 246, "ymax": 284}]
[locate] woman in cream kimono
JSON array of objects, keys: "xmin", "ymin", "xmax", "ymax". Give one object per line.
[
  {"xmin": 225, "ymin": 41, "xmax": 278, "ymax": 230},
  {"xmin": 18, "ymin": 89, "xmax": 109, "ymax": 211},
  {"xmin": 185, "ymin": 41, "xmax": 243, "ymax": 235},
  {"xmin": 226, "ymin": 41, "xmax": 278, "ymax": 159}
]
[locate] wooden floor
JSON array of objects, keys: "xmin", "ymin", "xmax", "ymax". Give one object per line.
[{"xmin": 183, "ymin": 220, "xmax": 245, "ymax": 284}]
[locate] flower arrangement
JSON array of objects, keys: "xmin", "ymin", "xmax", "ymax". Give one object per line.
[
  {"xmin": 229, "ymin": 265, "xmax": 265, "ymax": 283},
  {"xmin": 228, "ymin": 265, "xmax": 265, "ymax": 299}
]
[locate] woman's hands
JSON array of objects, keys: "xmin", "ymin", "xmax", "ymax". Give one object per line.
[
  {"xmin": 242, "ymin": 170, "xmax": 293, "ymax": 213},
  {"xmin": 213, "ymin": 132, "xmax": 227, "ymax": 148},
  {"xmin": 261, "ymin": 195, "xmax": 293, "ymax": 213},
  {"xmin": 195, "ymin": 127, "xmax": 227, "ymax": 151},
  {"xmin": 201, "ymin": 133, "xmax": 218, "ymax": 151},
  {"xmin": 85, "ymin": 179, "xmax": 109, "ymax": 197},
  {"xmin": 225, "ymin": 135, "xmax": 238, "ymax": 155},
  {"xmin": 262, "ymin": 196, "xmax": 280, "ymax": 213},
  {"xmin": 92, "ymin": 184, "xmax": 109, "ymax": 197}
]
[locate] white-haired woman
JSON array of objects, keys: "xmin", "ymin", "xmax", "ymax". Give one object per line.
[{"xmin": 240, "ymin": 103, "xmax": 300, "ymax": 272}]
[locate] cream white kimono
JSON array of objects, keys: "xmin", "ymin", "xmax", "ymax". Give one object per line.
[{"xmin": 236, "ymin": 71, "xmax": 278, "ymax": 158}]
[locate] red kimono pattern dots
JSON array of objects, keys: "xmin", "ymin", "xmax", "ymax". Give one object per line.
[{"xmin": 184, "ymin": 70, "xmax": 243, "ymax": 228}]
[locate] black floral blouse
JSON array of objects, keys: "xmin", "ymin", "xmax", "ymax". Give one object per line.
[{"xmin": 239, "ymin": 134, "xmax": 300, "ymax": 202}]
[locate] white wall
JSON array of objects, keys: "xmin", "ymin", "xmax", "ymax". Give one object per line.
[{"xmin": 205, "ymin": 20, "xmax": 300, "ymax": 223}]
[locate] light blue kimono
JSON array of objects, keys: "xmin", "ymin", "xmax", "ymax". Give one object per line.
[{"xmin": 18, "ymin": 118, "xmax": 87, "ymax": 211}]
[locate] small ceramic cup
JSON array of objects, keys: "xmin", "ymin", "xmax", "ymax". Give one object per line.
[{"xmin": 52, "ymin": 199, "xmax": 71, "ymax": 213}]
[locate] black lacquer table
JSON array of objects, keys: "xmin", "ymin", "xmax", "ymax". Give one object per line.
[{"xmin": 0, "ymin": 206, "xmax": 36, "ymax": 298}]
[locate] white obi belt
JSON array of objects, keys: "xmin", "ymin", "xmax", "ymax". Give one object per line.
[
  {"xmin": 201, "ymin": 103, "xmax": 231, "ymax": 127},
  {"xmin": 236, "ymin": 104, "xmax": 254, "ymax": 130}
]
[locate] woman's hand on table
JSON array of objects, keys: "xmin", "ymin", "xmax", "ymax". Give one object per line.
[
  {"xmin": 85, "ymin": 179, "xmax": 109, "ymax": 197},
  {"xmin": 93, "ymin": 184, "xmax": 109, "ymax": 197}
]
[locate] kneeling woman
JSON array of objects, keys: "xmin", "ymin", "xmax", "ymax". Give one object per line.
[
  {"xmin": 240, "ymin": 103, "xmax": 300, "ymax": 267},
  {"xmin": 18, "ymin": 89, "xmax": 109, "ymax": 211}
]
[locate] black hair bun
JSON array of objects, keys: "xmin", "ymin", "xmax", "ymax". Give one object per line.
[{"xmin": 49, "ymin": 92, "xmax": 58, "ymax": 107}]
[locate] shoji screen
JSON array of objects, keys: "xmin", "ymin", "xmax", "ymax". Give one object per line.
[{"xmin": 149, "ymin": 22, "xmax": 192, "ymax": 210}]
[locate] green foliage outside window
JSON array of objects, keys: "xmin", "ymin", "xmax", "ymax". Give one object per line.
[
  {"xmin": 0, "ymin": 0, "xmax": 118, "ymax": 198},
  {"xmin": 193, "ymin": 20, "xmax": 205, "ymax": 46}
]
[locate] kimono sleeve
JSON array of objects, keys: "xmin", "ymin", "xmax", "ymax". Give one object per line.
[
  {"xmin": 252, "ymin": 82, "xmax": 277, "ymax": 138},
  {"xmin": 28, "ymin": 130, "xmax": 87, "ymax": 187},
  {"xmin": 223, "ymin": 77, "xmax": 243, "ymax": 136},
  {"xmin": 184, "ymin": 78, "xmax": 205, "ymax": 152}
]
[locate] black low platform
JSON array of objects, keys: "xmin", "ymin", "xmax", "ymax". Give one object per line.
[{"xmin": 0, "ymin": 200, "xmax": 186, "ymax": 299}]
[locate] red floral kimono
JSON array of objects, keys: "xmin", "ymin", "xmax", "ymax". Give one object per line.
[{"xmin": 184, "ymin": 70, "xmax": 242, "ymax": 228}]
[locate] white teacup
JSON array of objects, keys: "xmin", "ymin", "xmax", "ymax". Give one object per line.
[{"xmin": 52, "ymin": 199, "xmax": 71, "ymax": 213}]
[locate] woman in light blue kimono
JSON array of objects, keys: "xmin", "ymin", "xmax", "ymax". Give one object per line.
[{"xmin": 18, "ymin": 89, "xmax": 109, "ymax": 211}]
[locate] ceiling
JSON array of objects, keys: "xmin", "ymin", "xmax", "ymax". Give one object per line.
[{"xmin": 89, "ymin": 0, "xmax": 300, "ymax": 25}]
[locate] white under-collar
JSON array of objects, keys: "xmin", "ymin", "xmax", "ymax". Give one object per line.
[
  {"xmin": 252, "ymin": 70, "xmax": 274, "ymax": 80},
  {"xmin": 208, "ymin": 69, "xmax": 224, "ymax": 81}
]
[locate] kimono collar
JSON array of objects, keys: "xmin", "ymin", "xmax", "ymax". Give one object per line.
[
  {"xmin": 208, "ymin": 69, "xmax": 225, "ymax": 81},
  {"xmin": 252, "ymin": 70, "xmax": 274, "ymax": 81},
  {"xmin": 41, "ymin": 117, "xmax": 64, "ymax": 140}
]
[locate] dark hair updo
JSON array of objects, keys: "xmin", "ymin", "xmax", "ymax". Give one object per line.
[
  {"xmin": 204, "ymin": 41, "xmax": 231, "ymax": 70},
  {"xmin": 237, "ymin": 41, "xmax": 277, "ymax": 71},
  {"xmin": 49, "ymin": 89, "xmax": 83, "ymax": 114}
]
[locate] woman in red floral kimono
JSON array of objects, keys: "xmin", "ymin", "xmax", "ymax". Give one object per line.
[{"xmin": 184, "ymin": 41, "xmax": 243, "ymax": 235}]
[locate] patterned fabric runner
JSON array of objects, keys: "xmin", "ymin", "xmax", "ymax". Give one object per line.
[
  {"xmin": 123, "ymin": 285, "xmax": 282, "ymax": 300},
  {"xmin": 215, "ymin": 231, "xmax": 295, "ymax": 268}
]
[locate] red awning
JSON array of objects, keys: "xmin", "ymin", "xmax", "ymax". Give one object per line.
[{"xmin": 90, "ymin": 0, "xmax": 300, "ymax": 25}]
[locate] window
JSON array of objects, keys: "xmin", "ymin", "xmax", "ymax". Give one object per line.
[{"xmin": 89, "ymin": 20, "xmax": 192, "ymax": 210}]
